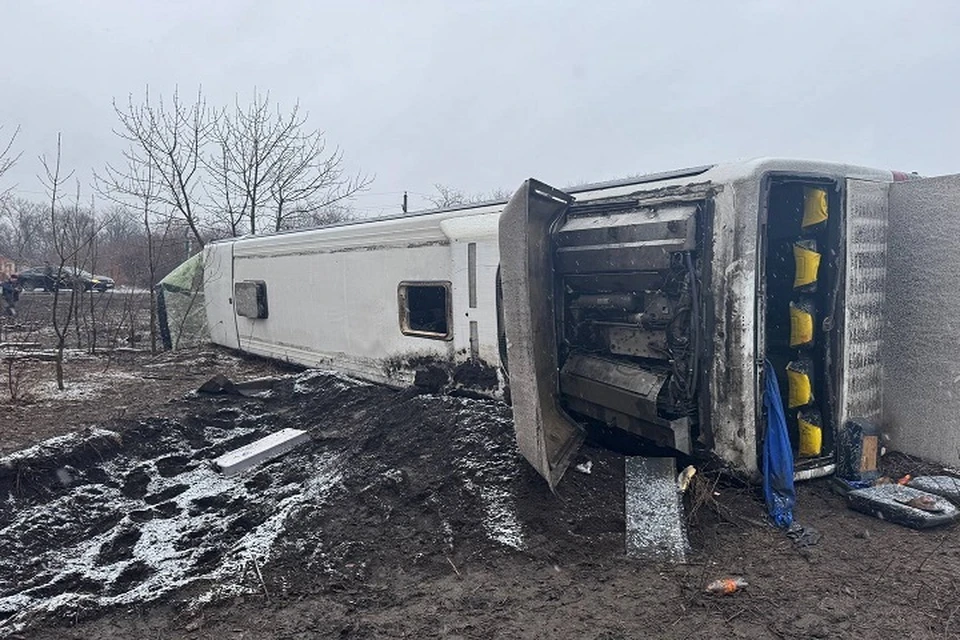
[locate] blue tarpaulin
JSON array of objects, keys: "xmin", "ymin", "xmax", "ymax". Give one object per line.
[{"xmin": 763, "ymin": 360, "xmax": 795, "ymax": 528}]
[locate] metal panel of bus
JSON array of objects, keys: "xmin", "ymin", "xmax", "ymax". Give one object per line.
[
  {"xmin": 840, "ymin": 179, "xmax": 889, "ymax": 428},
  {"xmin": 498, "ymin": 179, "xmax": 583, "ymax": 488}
]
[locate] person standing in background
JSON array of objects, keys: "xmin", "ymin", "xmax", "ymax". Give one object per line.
[{"xmin": 1, "ymin": 273, "xmax": 21, "ymax": 316}]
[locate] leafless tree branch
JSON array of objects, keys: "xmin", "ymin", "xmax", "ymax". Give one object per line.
[
  {"xmin": 106, "ymin": 86, "xmax": 214, "ymax": 248},
  {"xmin": 0, "ymin": 125, "xmax": 22, "ymax": 200},
  {"xmin": 206, "ymin": 90, "xmax": 371, "ymax": 234},
  {"xmin": 426, "ymin": 184, "xmax": 510, "ymax": 209}
]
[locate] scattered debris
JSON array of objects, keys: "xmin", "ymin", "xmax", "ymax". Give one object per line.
[
  {"xmin": 677, "ymin": 465, "xmax": 696, "ymax": 492},
  {"xmin": 908, "ymin": 475, "xmax": 960, "ymax": 505},
  {"xmin": 625, "ymin": 457, "xmax": 688, "ymax": 563},
  {"xmin": 837, "ymin": 418, "xmax": 881, "ymax": 482},
  {"xmin": 705, "ymin": 577, "xmax": 748, "ymax": 595},
  {"xmin": 574, "ymin": 460, "xmax": 593, "ymax": 475},
  {"xmin": 894, "ymin": 494, "xmax": 942, "ymax": 513},
  {"xmin": 445, "ymin": 556, "xmax": 461, "ymax": 577},
  {"xmin": 197, "ymin": 374, "xmax": 238, "ymax": 395},
  {"xmin": 846, "ymin": 484, "xmax": 959, "ymax": 529},
  {"xmin": 786, "ymin": 522, "xmax": 822, "ymax": 547},
  {"xmin": 2, "ymin": 348, "xmax": 960, "ymax": 638},
  {"xmin": 214, "ymin": 428, "xmax": 311, "ymax": 476}
]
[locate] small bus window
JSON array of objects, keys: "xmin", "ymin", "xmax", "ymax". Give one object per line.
[
  {"xmin": 235, "ymin": 280, "xmax": 269, "ymax": 319},
  {"xmin": 398, "ymin": 281, "xmax": 452, "ymax": 340}
]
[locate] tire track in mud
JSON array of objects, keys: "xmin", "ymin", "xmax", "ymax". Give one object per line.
[
  {"xmin": 0, "ymin": 368, "xmax": 600, "ymax": 637},
  {"xmin": 0, "ymin": 374, "xmax": 353, "ymax": 636}
]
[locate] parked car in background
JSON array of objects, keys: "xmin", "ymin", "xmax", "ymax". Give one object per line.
[
  {"xmin": 16, "ymin": 266, "xmax": 115, "ymax": 292},
  {"xmin": 16, "ymin": 266, "xmax": 61, "ymax": 291},
  {"xmin": 71, "ymin": 268, "xmax": 115, "ymax": 292}
]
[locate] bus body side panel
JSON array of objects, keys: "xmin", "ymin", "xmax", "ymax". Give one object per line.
[
  {"xmin": 708, "ymin": 179, "xmax": 762, "ymax": 478},
  {"xmin": 232, "ymin": 239, "xmax": 454, "ymax": 384},
  {"xmin": 439, "ymin": 214, "xmax": 504, "ymax": 368},
  {"xmin": 222, "ymin": 212, "xmax": 504, "ymax": 388}
]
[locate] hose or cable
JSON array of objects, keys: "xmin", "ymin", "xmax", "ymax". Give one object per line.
[{"xmin": 685, "ymin": 251, "xmax": 700, "ymax": 400}]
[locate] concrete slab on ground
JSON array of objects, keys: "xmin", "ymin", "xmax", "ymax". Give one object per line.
[
  {"xmin": 214, "ymin": 428, "xmax": 310, "ymax": 475},
  {"xmin": 625, "ymin": 456, "xmax": 688, "ymax": 563}
]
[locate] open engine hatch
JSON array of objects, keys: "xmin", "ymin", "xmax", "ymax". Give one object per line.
[{"xmin": 499, "ymin": 179, "xmax": 706, "ymax": 487}]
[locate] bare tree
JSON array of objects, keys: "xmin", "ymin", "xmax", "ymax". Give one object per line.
[
  {"xmin": 68, "ymin": 200, "xmax": 99, "ymax": 351},
  {"xmin": 0, "ymin": 125, "xmax": 21, "ymax": 200},
  {"xmin": 77, "ymin": 201, "xmax": 117, "ymax": 354},
  {"xmin": 0, "ymin": 198, "xmax": 47, "ymax": 264},
  {"xmin": 106, "ymin": 87, "xmax": 213, "ymax": 248},
  {"xmin": 39, "ymin": 134, "xmax": 76, "ymax": 389},
  {"xmin": 426, "ymin": 184, "xmax": 510, "ymax": 209},
  {"xmin": 96, "ymin": 149, "xmax": 179, "ymax": 353},
  {"xmin": 139, "ymin": 172, "xmax": 164, "ymax": 354},
  {"xmin": 426, "ymin": 184, "xmax": 468, "ymax": 209},
  {"xmin": 297, "ymin": 202, "xmax": 355, "ymax": 228},
  {"xmin": 207, "ymin": 91, "xmax": 371, "ymax": 234},
  {"xmin": 104, "ymin": 88, "xmax": 370, "ymax": 245},
  {"xmin": 39, "ymin": 136, "xmax": 110, "ymax": 387}
]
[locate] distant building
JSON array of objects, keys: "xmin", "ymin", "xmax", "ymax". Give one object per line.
[{"xmin": 0, "ymin": 255, "xmax": 15, "ymax": 277}]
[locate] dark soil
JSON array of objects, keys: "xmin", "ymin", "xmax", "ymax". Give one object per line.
[
  {"xmin": 2, "ymin": 292, "xmax": 960, "ymax": 639},
  {"xmin": 1, "ymin": 291, "xmax": 295, "ymax": 456}
]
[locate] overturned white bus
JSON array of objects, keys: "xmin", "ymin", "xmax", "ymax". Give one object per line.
[{"xmin": 188, "ymin": 158, "xmax": 959, "ymax": 488}]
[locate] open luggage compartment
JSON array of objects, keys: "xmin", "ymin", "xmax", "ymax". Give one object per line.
[{"xmin": 759, "ymin": 177, "xmax": 843, "ymax": 477}]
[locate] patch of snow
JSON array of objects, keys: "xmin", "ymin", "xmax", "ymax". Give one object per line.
[
  {"xmin": 451, "ymin": 403, "xmax": 525, "ymax": 551},
  {"xmin": 476, "ymin": 485, "xmax": 525, "ymax": 550},
  {"xmin": 293, "ymin": 368, "xmax": 372, "ymax": 394},
  {"xmin": 0, "ymin": 428, "xmax": 120, "ymax": 468},
  {"xmin": 0, "ymin": 424, "xmax": 343, "ymax": 637},
  {"xmin": 28, "ymin": 371, "xmax": 142, "ymax": 402},
  {"xmin": 188, "ymin": 455, "xmax": 343, "ymax": 609}
]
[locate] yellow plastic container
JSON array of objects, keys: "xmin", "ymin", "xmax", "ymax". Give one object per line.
[
  {"xmin": 789, "ymin": 300, "xmax": 815, "ymax": 348},
  {"xmin": 798, "ymin": 409, "xmax": 823, "ymax": 457},
  {"xmin": 802, "ymin": 187, "xmax": 829, "ymax": 229},
  {"xmin": 786, "ymin": 360, "xmax": 814, "ymax": 408},
  {"xmin": 793, "ymin": 241, "xmax": 821, "ymax": 289}
]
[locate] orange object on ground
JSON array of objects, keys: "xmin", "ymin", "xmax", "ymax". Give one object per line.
[{"xmin": 705, "ymin": 577, "xmax": 748, "ymax": 595}]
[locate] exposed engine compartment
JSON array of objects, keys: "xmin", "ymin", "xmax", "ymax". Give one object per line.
[{"xmin": 551, "ymin": 196, "xmax": 706, "ymax": 454}]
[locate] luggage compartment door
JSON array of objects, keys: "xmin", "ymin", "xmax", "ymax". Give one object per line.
[
  {"xmin": 499, "ymin": 179, "xmax": 583, "ymax": 488},
  {"xmin": 840, "ymin": 179, "xmax": 888, "ymax": 429}
]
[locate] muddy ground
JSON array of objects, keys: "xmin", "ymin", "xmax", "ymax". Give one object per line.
[
  {"xmin": 1, "ymin": 291, "xmax": 291, "ymax": 456},
  {"xmin": 2, "ymin": 292, "xmax": 960, "ymax": 639}
]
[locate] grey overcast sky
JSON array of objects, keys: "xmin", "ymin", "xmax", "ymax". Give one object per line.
[{"xmin": 1, "ymin": 0, "xmax": 959, "ymax": 216}]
